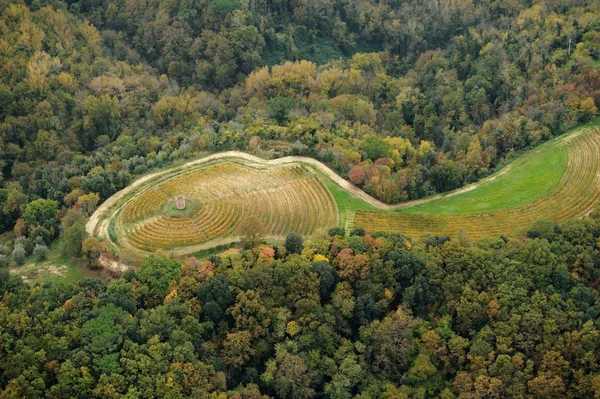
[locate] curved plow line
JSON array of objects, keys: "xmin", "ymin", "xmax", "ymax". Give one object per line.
[{"xmin": 99, "ymin": 162, "xmax": 338, "ymax": 255}]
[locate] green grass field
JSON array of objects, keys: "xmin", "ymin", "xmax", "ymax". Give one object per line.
[
  {"xmin": 311, "ymin": 133, "xmax": 572, "ymax": 219},
  {"xmin": 400, "ymin": 141, "xmax": 568, "ymax": 215},
  {"xmin": 353, "ymin": 119, "xmax": 600, "ymax": 239},
  {"xmin": 398, "ymin": 119, "xmax": 598, "ymax": 215}
]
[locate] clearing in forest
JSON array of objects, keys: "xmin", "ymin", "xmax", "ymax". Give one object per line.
[
  {"xmin": 110, "ymin": 161, "xmax": 338, "ymax": 252},
  {"xmin": 89, "ymin": 121, "xmax": 600, "ymax": 254}
]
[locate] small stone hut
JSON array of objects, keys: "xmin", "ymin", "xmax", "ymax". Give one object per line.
[{"xmin": 175, "ymin": 195, "xmax": 186, "ymax": 210}]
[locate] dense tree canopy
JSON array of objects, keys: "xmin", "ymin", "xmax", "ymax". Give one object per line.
[{"xmin": 1, "ymin": 215, "xmax": 600, "ymax": 397}]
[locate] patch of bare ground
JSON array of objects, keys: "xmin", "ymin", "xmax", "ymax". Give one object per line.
[{"xmin": 10, "ymin": 263, "xmax": 68, "ymax": 283}]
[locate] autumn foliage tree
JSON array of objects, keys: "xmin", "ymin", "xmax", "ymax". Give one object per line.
[{"xmin": 238, "ymin": 216, "xmax": 268, "ymax": 249}]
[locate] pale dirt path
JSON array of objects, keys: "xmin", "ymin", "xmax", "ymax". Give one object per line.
[
  {"xmin": 85, "ymin": 150, "xmax": 389, "ymax": 238},
  {"xmin": 86, "ymin": 149, "xmax": 537, "ymax": 258},
  {"xmin": 241, "ymin": 152, "xmax": 522, "ymax": 210}
]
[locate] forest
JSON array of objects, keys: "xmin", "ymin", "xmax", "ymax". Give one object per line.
[
  {"xmin": 2, "ymin": 215, "xmax": 600, "ymax": 397},
  {"xmin": 1, "ymin": 0, "xmax": 600, "ymax": 397}
]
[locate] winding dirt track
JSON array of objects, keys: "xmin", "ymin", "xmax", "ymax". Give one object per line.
[
  {"xmin": 86, "ymin": 152, "xmax": 380, "ymax": 238},
  {"xmin": 88, "ymin": 150, "xmax": 444, "ymax": 257},
  {"xmin": 86, "ymin": 150, "xmax": 502, "ymax": 241}
]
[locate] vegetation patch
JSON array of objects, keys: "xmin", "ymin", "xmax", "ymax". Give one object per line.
[
  {"xmin": 355, "ymin": 125, "xmax": 600, "ymax": 239},
  {"xmin": 162, "ymin": 198, "xmax": 202, "ymax": 218},
  {"xmin": 114, "ymin": 162, "xmax": 338, "ymax": 252},
  {"xmin": 400, "ymin": 141, "xmax": 568, "ymax": 215},
  {"xmin": 9, "ymin": 240, "xmax": 105, "ymax": 285},
  {"xmin": 192, "ymin": 243, "xmax": 235, "ymax": 260},
  {"xmin": 108, "ymin": 209, "xmax": 120, "ymax": 245}
]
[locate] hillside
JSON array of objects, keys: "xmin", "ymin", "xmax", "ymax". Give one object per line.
[
  {"xmin": 1, "ymin": 0, "xmax": 600, "ymax": 398},
  {"xmin": 355, "ymin": 121, "xmax": 600, "ymax": 238}
]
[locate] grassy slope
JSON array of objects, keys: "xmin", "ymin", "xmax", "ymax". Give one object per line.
[
  {"xmin": 400, "ymin": 142, "xmax": 568, "ymax": 215},
  {"xmin": 307, "ymin": 118, "xmax": 598, "ymax": 219},
  {"xmin": 398, "ymin": 119, "xmax": 599, "ymax": 215}
]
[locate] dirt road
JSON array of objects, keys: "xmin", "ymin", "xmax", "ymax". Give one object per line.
[{"xmin": 86, "ymin": 150, "xmax": 502, "ymax": 257}]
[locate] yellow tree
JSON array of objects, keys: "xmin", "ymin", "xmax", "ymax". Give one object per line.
[
  {"xmin": 238, "ymin": 216, "xmax": 268, "ymax": 249},
  {"xmin": 77, "ymin": 193, "xmax": 100, "ymax": 216}
]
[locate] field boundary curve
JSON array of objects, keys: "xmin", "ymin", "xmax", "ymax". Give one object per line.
[
  {"xmin": 355, "ymin": 126, "xmax": 600, "ymax": 239},
  {"xmin": 88, "ymin": 145, "xmax": 528, "ymax": 241},
  {"xmin": 86, "ymin": 151, "xmax": 391, "ymax": 239},
  {"xmin": 87, "ymin": 152, "xmax": 351, "ymax": 255}
]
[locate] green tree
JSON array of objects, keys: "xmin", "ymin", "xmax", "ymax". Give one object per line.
[
  {"xmin": 27, "ymin": 130, "xmax": 62, "ymax": 162},
  {"xmin": 238, "ymin": 216, "xmax": 268, "ymax": 249},
  {"xmin": 83, "ymin": 94, "xmax": 121, "ymax": 150},
  {"xmin": 527, "ymin": 219, "xmax": 557, "ymax": 241},
  {"xmin": 429, "ymin": 161, "xmax": 467, "ymax": 193},
  {"xmin": 310, "ymin": 261, "xmax": 338, "ymax": 299},
  {"xmin": 223, "ymin": 330, "xmax": 255, "ymax": 369},
  {"xmin": 12, "ymin": 244, "xmax": 26, "ymax": 265},
  {"xmin": 80, "ymin": 304, "xmax": 130, "ymax": 374},
  {"xmin": 208, "ymin": 0, "xmax": 242, "ymax": 15},
  {"xmin": 273, "ymin": 354, "xmax": 316, "ymax": 399},
  {"xmin": 266, "ymin": 97, "xmax": 295, "ymax": 124},
  {"xmin": 22, "ymin": 199, "xmax": 59, "ymax": 237},
  {"xmin": 365, "ymin": 307, "xmax": 415, "ymax": 382},
  {"xmin": 324, "ymin": 352, "xmax": 365, "ymax": 398},
  {"xmin": 62, "ymin": 209, "xmax": 89, "ymax": 259},
  {"xmin": 50, "ymin": 360, "xmax": 95, "ymax": 398},
  {"xmin": 137, "ymin": 255, "xmax": 182, "ymax": 306},
  {"xmin": 231, "ymin": 290, "xmax": 271, "ymax": 338},
  {"xmin": 198, "ymin": 275, "xmax": 235, "ymax": 324},
  {"xmin": 0, "ymin": 189, "xmax": 22, "ymax": 233},
  {"xmin": 363, "ymin": 136, "xmax": 390, "ymax": 161},
  {"xmin": 33, "ymin": 244, "xmax": 48, "ymax": 261},
  {"xmin": 285, "ymin": 232, "xmax": 304, "ymax": 255}
]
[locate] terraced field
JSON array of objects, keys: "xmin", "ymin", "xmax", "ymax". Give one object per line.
[
  {"xmin": 89, "ymin": 122, "xmax": 600, "ymax": 254},
  {"xmin": 355, "ymin": 124, "xmax": 600, "ymax": 239},
  {"xmin": 114, "ymin": 162, "xmax": 338, "ymax": 252}
]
